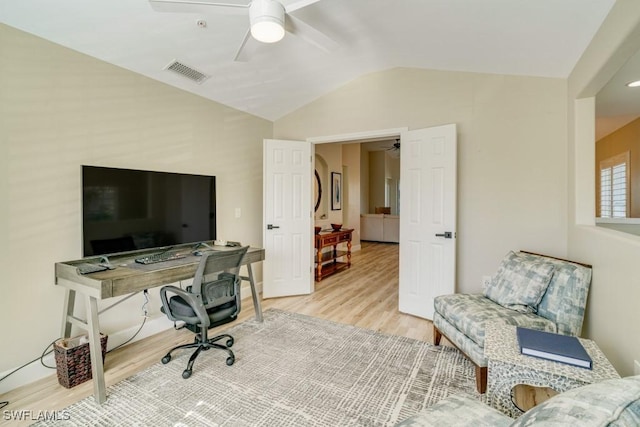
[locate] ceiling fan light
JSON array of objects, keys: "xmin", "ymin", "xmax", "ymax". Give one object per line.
[
  {"xmin": 250, "ymin": 0, "xmax": 285, "ymax": 43},
  {"xmin": 251, "ymin": 20, "xmax": 285, "ymax": 43}
]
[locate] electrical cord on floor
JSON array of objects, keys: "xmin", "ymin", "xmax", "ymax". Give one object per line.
[
  {"xmin": 0, "ymin": 338, "xmax": 60, "ymax": 384},
  {"xmin": 0, "ymin": 337, "xmax": 60, "ymax": 408},
  {"xmin": 1, "ymin": 292, "xmax": 151, "ymax": 408}
]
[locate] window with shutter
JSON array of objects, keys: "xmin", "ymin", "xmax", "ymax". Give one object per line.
[{"xmin": 599, "ymin": 152, "xmax": 629, "ymax": 218}]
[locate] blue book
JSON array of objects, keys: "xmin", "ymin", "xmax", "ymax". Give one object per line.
[{"xmin": 516, "ymin": 327, "xmax": 592, "ymax": 369}]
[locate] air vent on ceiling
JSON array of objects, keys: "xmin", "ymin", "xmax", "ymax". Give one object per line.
[{"xmin": 164, "ymin": 60, "xmax": 210, "ymax": 84}]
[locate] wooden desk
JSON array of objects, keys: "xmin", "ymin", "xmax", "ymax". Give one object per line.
[
  {"xmin": 55, "ymin": 243, "xmax": 265, "ymax": 404},
  {"xmin": 314, "ymin": 229, "xmax": 353, "ymax": 281}
]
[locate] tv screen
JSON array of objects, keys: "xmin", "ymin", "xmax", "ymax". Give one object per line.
[{"xmin": 82, "ymin": 166, "xmax": 216, "ymax": 256}]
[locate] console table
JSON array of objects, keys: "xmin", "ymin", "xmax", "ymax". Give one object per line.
[
  {"xmin": 314, "ymin": 229, "xmax": 353, "ymax": 281},
  {"xmin": 55, "ymin": 243, "xmax": 265, "ymax": 404}
]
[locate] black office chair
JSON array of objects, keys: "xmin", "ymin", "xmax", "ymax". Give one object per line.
[{"xmin": 159, "ymin": 246, "xmax": 248, "ymax": 378}]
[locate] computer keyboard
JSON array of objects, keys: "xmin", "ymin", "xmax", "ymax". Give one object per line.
[
  {"xmin": 135, "ymin": 251, "xmax": 186, "ymax": 265},
  {"xmin": 76, "ymin": 263, "xmax": 108, "ymax": 275}
]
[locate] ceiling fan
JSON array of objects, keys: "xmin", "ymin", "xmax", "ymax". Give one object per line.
[
  {"xmin": 385, "ymin": 139, "xmax": 400, "ymax": 158},
  {"xmin": 386, "ymin": 139, "xmax": 401, "ymax": 152},
  {"xmin": 148, "ymin": 0, "xmax": 338, "ymax": 62}
]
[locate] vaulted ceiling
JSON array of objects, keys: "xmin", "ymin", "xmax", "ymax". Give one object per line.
[{"xmin": 1, "ymin": 0, "xmax": 617, "ymax": 121}]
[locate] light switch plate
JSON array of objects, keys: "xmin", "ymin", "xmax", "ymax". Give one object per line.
[{"xmin": 635, "ymin": 360, "xmax": 640, "ymax": 375}]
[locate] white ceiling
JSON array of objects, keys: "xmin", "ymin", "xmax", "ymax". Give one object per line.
[
  {"xmin": 596, "ymin": 47, "xmax": 640, "ymax": 140},
  {"xmin": 0, "ymin": 0, "xmax": 617, "ymax": 121}
]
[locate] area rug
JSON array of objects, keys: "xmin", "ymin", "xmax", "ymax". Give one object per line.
[{"xmin": 36, "ymin": 309, "xmax": 480, "ymax": 426}]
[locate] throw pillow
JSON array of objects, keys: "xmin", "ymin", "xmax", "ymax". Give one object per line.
[{"xmin": 484, "ymin": 251, "xmax": 555, "ymax": 313}]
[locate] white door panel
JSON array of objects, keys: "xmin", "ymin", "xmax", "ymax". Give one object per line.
[
  {"xmin": 399, "ymin": 124, "xmax": 457, "ymax": 319},
  {"xmin": 263, "ymin": 139, "xmax": 313, "ymax": 298}
]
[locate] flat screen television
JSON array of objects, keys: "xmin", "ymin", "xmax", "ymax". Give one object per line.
[{"xmin": 82, "ymin": 166, "xmax": 216, "ymax": 256}]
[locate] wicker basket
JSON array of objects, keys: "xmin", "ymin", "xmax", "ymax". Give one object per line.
[{"xmin": 54, "ymin": 333, "xmax": 108, "ymax": 388}]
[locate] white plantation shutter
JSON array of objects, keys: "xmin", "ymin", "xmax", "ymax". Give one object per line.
[
  {"xmin": 611, "ymin": 163, "xmax": 627, "ymax": 218},
  {"xmin": 600, "ymin": 167, "xmax": 612, "ymax": 218},
  {"xmin": 599, "ymin": 153, "xmax": 629, "ymax": 218}
]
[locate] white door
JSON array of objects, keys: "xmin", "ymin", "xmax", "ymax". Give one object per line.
[
  {"xmin": 399, "ymin": 124, "xmax": 457, "ymax": 319},
  {"xmin": 263, "ymin": 139, "xmax": 313, "ymax": 298}
]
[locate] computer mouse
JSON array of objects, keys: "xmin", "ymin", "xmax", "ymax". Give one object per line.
[{"xmin": 194, "ymin": 250, "xmax": 203, "ymax": 256}]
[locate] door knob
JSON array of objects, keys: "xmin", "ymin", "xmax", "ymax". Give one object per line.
[
  {"xmin": 267, "ymin": 224, "xmax": 280, "ymax": 230},
  {"xmin": 435, "ymin": 231, "xmax": 453, "ymax": 238}
]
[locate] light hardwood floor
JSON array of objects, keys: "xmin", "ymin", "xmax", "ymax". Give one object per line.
[{"xmin": 0, "ymin": 241, "xmax": 435, "ymax": 425}]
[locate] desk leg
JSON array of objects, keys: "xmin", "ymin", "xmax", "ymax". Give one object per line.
[
  {"xmin": 246, "ymin": 263, "xmax": 263, "ymax": 323},
  {"xmin": 60, "ymin": 288, "xmax": 76, "ymax": 339},
  {"xmin": 86, "ymin": 295, "xmax": 107, "ymax": 404}
]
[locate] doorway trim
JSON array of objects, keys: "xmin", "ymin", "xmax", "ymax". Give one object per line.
[
  {"xmin": 308, "ymin": 127, "xmax": 408, "ymax": 145},
  {"xmin": 308, "ymin": 126, "xmax": 408, "ymax": 254}
]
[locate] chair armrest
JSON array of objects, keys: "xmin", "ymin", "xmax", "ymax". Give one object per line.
[
  {"xmin": 160, "ymin": 285, "xmax": 210, "ymax": 328},
  {"xmin": 234, "ymin": 276, "xmax": 241, "ymax": 313}
]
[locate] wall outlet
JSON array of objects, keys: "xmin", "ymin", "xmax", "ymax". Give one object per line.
[
  {"xmin": 482, "ymin": 275, "xmax": 492, "ymax": 290},
  {"xmin": 635, "ymin": 360, "xmax": 640, "ymax": 375}
]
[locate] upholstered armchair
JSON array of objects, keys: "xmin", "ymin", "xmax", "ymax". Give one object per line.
[{"xmin": 432, "ymin": 251, "xmax": 592, "ymax": 393}]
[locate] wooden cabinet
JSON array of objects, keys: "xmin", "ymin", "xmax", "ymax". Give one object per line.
[{"xmin": 314, "ymin": 228, "xmax": 353, "ymax": 281}]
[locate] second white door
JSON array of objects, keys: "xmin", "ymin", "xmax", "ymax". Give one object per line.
[
  {"xmin": 263, "ymin": 139, "xmax": 313, "ymax": 298},
  {"xmin": 399, "ymin": 124, "xmax": 457, "ymax": 319}
]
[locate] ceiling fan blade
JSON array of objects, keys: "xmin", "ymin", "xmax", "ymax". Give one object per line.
[
  {"xmin": 284, "ymin": 14, "xmax": 338, "ymax": 54},
  {"xmin": 148, "ymin": 0, "xmax": 249, "ymax": 15},
  {"xmin": 233, "ymin": 28, "xmax": 261, "ymax": 62},
  {"xmin": 282, "ymin": 0, "xmax": 322, "ymax": 14}
]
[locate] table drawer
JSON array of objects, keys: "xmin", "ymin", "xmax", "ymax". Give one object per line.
[{"xmin": 320, "ymin": 236, "xmax": 339, "ymax": 245}]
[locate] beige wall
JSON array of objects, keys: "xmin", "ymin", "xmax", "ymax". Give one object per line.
[
  {"xmin": 274, "ymin": 67, "xmax": 568, "ymax": 296},
  {"xmin": 387, "ymin": 155, "xmax": 400, "ymax": 216},
  {"xmin": 314, "ymin": 143, "xmax": 344, "ymax": 227},
  {"xmin": 568, "ymin": 0, "xmax": 640, "ymax": 377},
  {"xmin": 360, "ymin": 148, "xmax": 371, "ymax": 215},
  {"xmin": 342, "ymin": 143, "xmax": 362, "ymax": 248},
  {"xmin": 313, "ymin": 143, "xmax": 362, "ymax": 246},
  {"xmin": 369, "ymin": 151, "xmax": 387, "ymax": 212},
  {"xmin": 0, "ymin": 24, "xmax": 272, "ymax": 383},
  {"xmin": 365, "ymin": 151, "xmax": 400, "ymax": 215}
]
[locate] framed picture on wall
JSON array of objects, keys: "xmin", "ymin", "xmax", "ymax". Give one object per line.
[{"xmin": 331, "ymin": 172, "xmax": 342, "ymax": 210}]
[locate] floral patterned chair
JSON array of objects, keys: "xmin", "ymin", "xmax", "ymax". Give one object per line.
[
  {"xmin": 395, "ymin": 375, "xmax": 640, "ymax": 426},
  {"xmin": 433, "ymin": 251, "xmax": 592, "ymax": 393}
]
